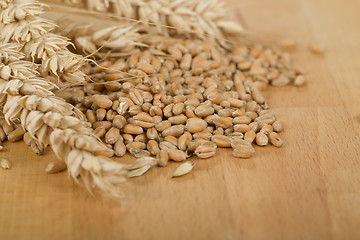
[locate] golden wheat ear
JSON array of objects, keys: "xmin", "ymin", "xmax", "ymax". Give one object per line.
[
  {"xmin": 0, "ymin": 0, "xmax": 88, "ymax": 85},
  {"xmin": 0, "ymin": 42, "xmax": 126, "ymax": 198},
  {"xmin": 53, "ymin": 19, "xmax": 145, "ymax": 58}
]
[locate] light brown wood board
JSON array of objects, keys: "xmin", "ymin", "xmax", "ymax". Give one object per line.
[{"xmin": 1, "ymin": 0, "xmax": 360, "ymax": 239}]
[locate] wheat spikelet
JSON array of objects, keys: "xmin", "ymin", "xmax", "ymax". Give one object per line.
[
  {"xmin": 0, "ymin": 0, "xmax": 87, "ymax": 84},
  {"xmin": 55, "ymin": 20, "xmax": 145, "ymax": 58},
  {"xmin": 0, "ymin": 42, "xmax": 126, "ymax": 197},
  {"xmin": 47, "ymin": 0, "xmax": 244, "ymax": 41}
]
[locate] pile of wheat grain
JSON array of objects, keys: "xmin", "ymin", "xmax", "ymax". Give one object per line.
[{"xmin": 58, "ymin": 33, "xmax": 305, "ymax": 177}]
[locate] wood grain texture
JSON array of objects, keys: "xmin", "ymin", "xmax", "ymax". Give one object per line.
[{"xmin": 1, "ymin": 0, "xmax": 360, "ymax": 239}]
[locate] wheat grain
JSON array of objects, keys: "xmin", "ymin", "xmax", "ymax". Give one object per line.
[
  {"xmin": 0, "ymin": 157, "xmax": 11, "ymax": 169},
  {"xmin": 172, "ymin": 161, "xmax": 195, "ymax": 177},
  {"xmin": 46, "ymin": 160, "xmax": 67, "ymax": 173}
]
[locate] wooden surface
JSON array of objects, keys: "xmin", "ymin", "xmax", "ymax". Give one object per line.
[{"xmin": 1, "ymin": 0, "xmax": 360, "ymax": 239}]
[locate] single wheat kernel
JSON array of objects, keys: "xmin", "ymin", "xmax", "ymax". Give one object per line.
[
  {"xmin": 46, "ymin": 161, "xmax": 67, "ymax": 174},
  {"xmin": 159, "ymin": 141, "xmax": 178, "ymax": 152},
  {"xmin": 23, "ymin": 132, "xmax": 33, "ymax": 146},
  {"xmin": 213, "ymin": 127, "xmax": 224, "ymax": 135},
  {"xmin": 30, "ymin": 141, "xmax": 44, "ymax": 155},
  {"xmin": 194, "ymin": 104, "xmax": 214, "ymax": 117},
  {"xmin": 211, "ymin": 135, "xmax": 231, "ymax": 147},
  {"xmin": 213, "ymin": 116, "xmax": 233, "ymax": 129},
  {"xmin": 147, "ymin": 140, "xmax": 160, "ymax": 155},
  {"xmin": 168, "ymin": 46, "xmax": 183, "ymax": 60},
  {"xmin": 122, "ymin": 134, "xmax": 134, "ymax": 145},
  {"xmin": 157, "ymin": 150, "xmax": 169, "ymax": 167},
  {"xmin": 1, "ymin": 157, "xmax": 12, "ymax": 169},
  {"xmin": 128, "ymin": 105, "xmax": 143, "ymax": 116},
  {"xmin": 230, "ymin": 137, "xmax": 250, "ymax": 148},
  {"xmin": 272, "ymin": 120, "xmax": 284, "ymax": 132},
  {"xmin": 269, "ymin": 132, "xmax": 284, "ymax": 147},
  {"xmin": 309, "ymin": 42, "xmax": 324, "ymax": 54},
  {"xmin": 161, "ymin": 125, "xmax": 185, "ymax": 137},
  {"xmin": 153, "ymin": 116, "xmax": 163, "ymax": 125},
  {"xmin": 244, "ymin": 130, "xmax": 256, "ymax": 143},
  {"xmin": 123, "ymin": 124, "xmax": 143, "ymax": 135},
  {"xmin": 173, "ymin": 95, "xmax": 185, "ymax": 104},
  {"xmin": 172, "ymin": 103, "xmax": 185, "ymax": 115},
  {"xmin": 185, "ymin": 118, "xmax": 207, "ymax": 133},
  {"xmin": 178, "ymin": 132, "xmax": 192, "ymax": 151},
  {"xmin": 163, "ymin": 103, "xmax": 174, "ymax": 118},
  {"xmin": 234, "ymin": 124, "xmax": 251, "ymax": 133},
  {"xmin": 255, "ymin": 113, "xmax": 276, "ymax": 125},
  {"xmin": 93, "ymin": 121, "xmax": 112, "ymax": 130},
  {"xmin": 96, "ymin": 108, "xmax": 106, "ymax": 121},
  {"xmin": 137, "ymin": 63, "xmax": 155, "ymax": 74},
  {"xmin": 7, "ymin": 127, "xmax": 25, "ymax": 142},
  {"xmin": 185, "ymin": 106, "xmax": 197, "ymax": 118},
  {"xmin": 194, "ymin": 141, "xmax": 217, "ymax": 159},
  {"xmin": 155, "ymin": 120, "xmax": 171, "ymax": 132},
  {"xmin": 232, "ymin": 146, "xmax": 255, "ymax": 158},
  {"xmin": 94, "ymin": 126, "xmax": 106, "ymax": 138},
  {"xmin": 146, "ymin": 128, "xmax": 159, "ymax": 140},
  {"xmin": 164, "ymin": 136, "xmax": 178, "ymax": 146},
  {"xmin": 114, "ymin": 139, "xmax": 126, "ymax": 157},
  {"xmin": 294, "ymin": 75, "xmax": 306, "ymax": 87},
  {"xmin": 2, "ymin": 122, "xmax": 14, "ymax": 136},
  {"xmin": 233, "ymin": 116, "xmax": 251, "ymax": 125},
  {"xmin": 260, "ymin": 125, "xmax": 273, "ymax": 135},
  {"xmin": 187, "ymin": 138, "xmax": 207, "ymax": 152},
  {"xmin": 169, "ymin": 114, "xmax": 188, "ymax": 125},
  {"xmin": 85, "ymin": 109, "xmax": 96, "ymax": 124},
  {"xmin": 169, "ymin": 150, "xmax": 187, "ymax": 162},
  {"xmin": 281, "ymin": 39, "xmax": 296, "ymax": 49},
  {"xmin": 271, "ymin": 74, "xmax": 290, "ymax": 87},
  {"xmin": 127, "ymin": 141, "xmax": 147, "ymax": 151},
  {"xmin": 0, "ymin": 128, "xmax": 6, "ymax": 142},
  {"xmin": 172, "ymin": 161, "xmax": 195, "ymax": 177},
  {"xmin": 92, "ymin": 95, "xmax": 112, "ymax": 109},
  {"xmin": 129, "ymin": 89, "xmax": 144, "ymax": 105},
  {"xmin": 251, "ymin": 87, "xmax": 265, "ymax": 104},
  {"xmin": 106, "ymin": 109, "xmax": 116, "ymax": 121},
  {"xmin": 255, "ymin": 132, "xmax": 269, "ymax": 146},
  {"xmin": 184, "ymin": 98, "xmax": 200, "ymax": 107},
  {"xmin": 246, "ymin": 112, "xmax": 258, "ymax": 121},
  {"xmin": 129, "ymin": 148, "xmax": 151, "ymax": 158},
  {"xmin": 134, "ymin": 134, "xmax": 147, "ymax": 143},
  {"xmin": 218, "ymin": 109, "xmax": 233, "ymax": 117},
  {"xmin": 180, "ymin": 53, "xmax": 192, "ymax": 70},
  {"xmin": 105, "ymin": 127, "xmax": 120, "ymax": 144},
  {"xmin": 149, "ymin": 106, "xmax": 163, "ymax": 116},
  {"xmin": 112, "ymin": 115, "xmax": 126, "ymax": 129},
  {"xmin": 133, "ymin": 119, "xmax": 155, "ymax": 128}
]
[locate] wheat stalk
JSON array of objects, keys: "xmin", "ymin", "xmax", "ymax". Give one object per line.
[
  {"xmin": 0, "ymin": 0, "xmax": 87, "ymax": 85},
  {"xmin": 44, "ymin": 0, "xmax": 244, "ymax": 41},
  {"xmin": 0, "ymin": 42, "xmax": 125, "ymax": 197}
]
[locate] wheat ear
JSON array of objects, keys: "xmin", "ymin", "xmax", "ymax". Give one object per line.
[
  {"xmin": 0, "ymin": 42, "xmax": 125, "ymax": 197},
  {"xmin": 55, "ymin": 20, "xmax": 145, "ymax": 57},
  {"xmin": 0, "ymin": 0, "xmax": 87, "ymax": 85},
  {"xmin": 46, "ymin": 0, "xmax": 244, "ymax": 40}
]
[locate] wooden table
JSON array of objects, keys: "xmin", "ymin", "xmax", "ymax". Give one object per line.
[{"xmin": 1, "ymin": 0, "xmax": 360, "ymax": 239}]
